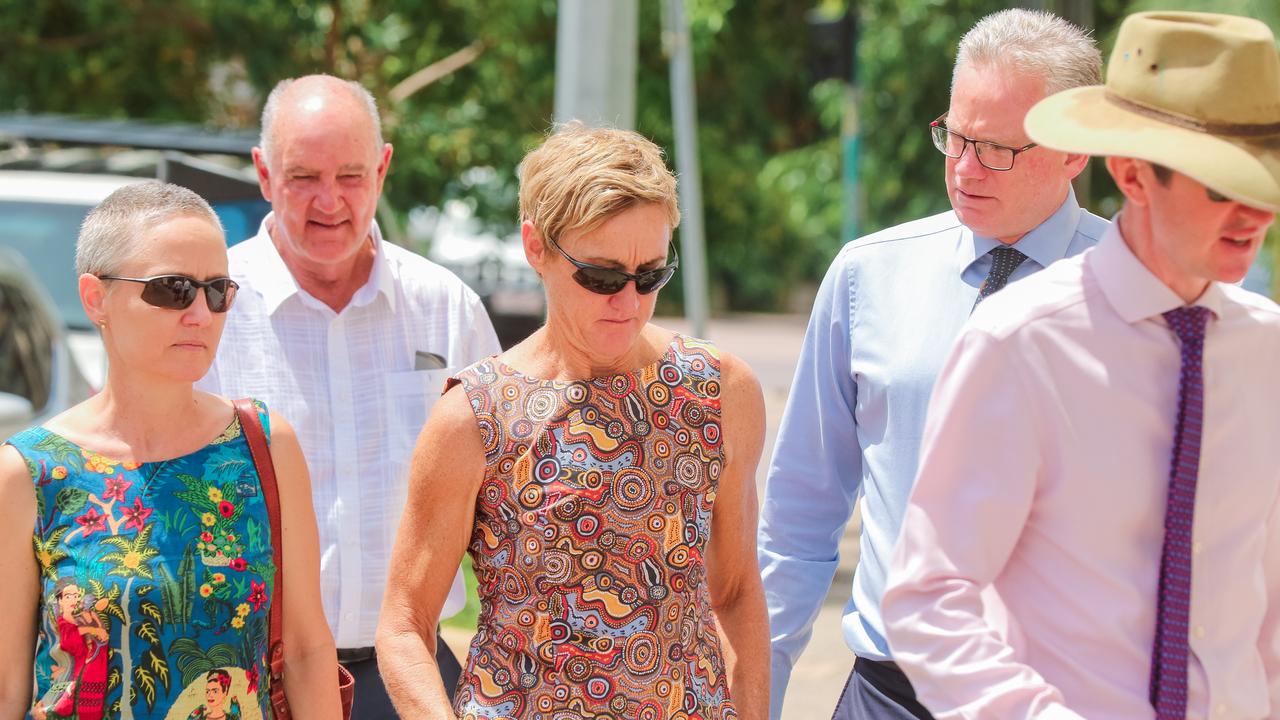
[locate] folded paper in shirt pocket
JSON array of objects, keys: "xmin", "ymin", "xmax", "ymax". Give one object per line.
[{"xmin": 414, "ymin": 350, "xmax": 447, "ymax": 370}]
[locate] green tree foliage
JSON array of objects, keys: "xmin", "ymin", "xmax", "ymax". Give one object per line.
[{"xmin": 2, "ymin": 0, "xmax": 1277, "ymax": 305}]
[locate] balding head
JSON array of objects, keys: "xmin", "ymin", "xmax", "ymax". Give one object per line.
[{"xmin": 258, "ymin": 74, "xmax": 385, "ymax": 173}]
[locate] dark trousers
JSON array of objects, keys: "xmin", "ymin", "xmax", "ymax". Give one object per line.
[
  {"xmin": 341, "ymin": 632, "xmax": 463, "ymax": 719},
  {"xmin": 831, "ymin": 657, "xmax": 935, "ymax": 720}
]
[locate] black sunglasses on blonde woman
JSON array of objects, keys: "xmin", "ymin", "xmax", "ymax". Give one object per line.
[{"xmin": 547, "ymin": 236, "xmax": 679, "ymax": 295}]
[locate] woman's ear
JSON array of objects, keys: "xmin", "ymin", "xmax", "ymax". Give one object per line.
[
  {"xmin": 79, "ymin": 273, "xmax": 108, "ymax": 329},
  {"xmin": 522, "ymin": 221, "xmax": 547, "ymax": 277}
]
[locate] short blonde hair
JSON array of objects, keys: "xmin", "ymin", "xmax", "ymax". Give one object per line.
[{"xmin": 518, "ymin": 123, "xmax": 680, "ymax": 246}]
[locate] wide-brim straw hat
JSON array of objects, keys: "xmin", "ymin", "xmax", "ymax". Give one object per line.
[{"xmin": 1025, "ymin": 11, "xmax": 1280, "ymax": 212}]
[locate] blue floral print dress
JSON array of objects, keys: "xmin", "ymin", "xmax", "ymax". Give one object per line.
[{"xmin": 5, "ymin": 401, "xmax": 276, "ymax": 720}]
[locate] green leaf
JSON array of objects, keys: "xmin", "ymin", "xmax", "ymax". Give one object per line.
[
  {"xmin": 134, "ymin": 619, "xmax": 161, "ymax": 645},
  {"xmin": 54, "ymin": 486, "xmax": 88, "ymax": 514},
  {"xmin": 147, "ymin": 647, "xmax": 171, "ymax": 691},
  {"xmin": 132, "ymin": 664, "xmax": 157, "ymax": 711}
]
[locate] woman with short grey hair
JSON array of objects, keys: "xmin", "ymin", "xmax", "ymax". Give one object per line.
[{"xmin": 0, "ymin": 182, "xmax": 341, "ymax": 719}]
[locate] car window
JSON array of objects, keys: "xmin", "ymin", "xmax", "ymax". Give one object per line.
[
  {"xmin": 0, "ymin": 200, "xmax": 91, "ymax": 330},
  {"xmin": 0, "ymin": 276, "xmax": 54, "ymax": 410}
]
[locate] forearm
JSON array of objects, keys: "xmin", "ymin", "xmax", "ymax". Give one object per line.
[
  {"xmin": 376, "ymin": 625, "xmax": 455, "ymax": 719},
  {"xmin": 0, "ymin": 691, "xmax": 31, "ymax": 720},
  {"xmin": 715, "ymin": 587, "xmax": 771, "ymax": 720},
  {"xmin": 282, "ymin": 640, "xmax": 342, "ymax": 720}
]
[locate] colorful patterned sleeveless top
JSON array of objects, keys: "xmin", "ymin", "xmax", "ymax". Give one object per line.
[
  {"xmin": 5, "ymin": 401, "xmax": 276, "ymax": 720},
  {"xmin": 449, "ymin": 334, "xmax": 736, "ymax": 720}
]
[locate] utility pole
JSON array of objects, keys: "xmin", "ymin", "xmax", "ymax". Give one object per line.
[
  {"xmin": 554, "ymin": 0, "xmax": 639, "ymax": 129},
  {"xmin": 663, "ymin": 0, "xmax": 710, "ymax": 338}
]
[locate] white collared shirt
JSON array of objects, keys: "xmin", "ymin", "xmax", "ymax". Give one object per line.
[
  {"xmin": 199, "ymin": 215, "xmax": 501, "ymax": 648},
  {"xmin": 882, "ymin": 223, "xmax": 1280, "ymax": 719}
]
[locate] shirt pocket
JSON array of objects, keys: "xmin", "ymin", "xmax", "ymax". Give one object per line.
[{"xmin": 383, "ymin": 368, "xmax": 454, "ymax": 470}]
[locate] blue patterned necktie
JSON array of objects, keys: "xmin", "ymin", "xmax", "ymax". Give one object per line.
[
  {"xmin": 973, "ymin": 246, "xmax": 1028, "ymax": 308},
  {"xmin": 1150, "ymin": 305, "xmax": 1211, "ymax": 719}
]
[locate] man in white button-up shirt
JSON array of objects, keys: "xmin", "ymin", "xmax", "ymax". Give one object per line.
[
  {"xmin": 882, "ymin": 12, "xmax": 1280, "ymax": 720},
  {"xmin": 198, "ymin": 75, "xmax": 501, "ymax": 719}
]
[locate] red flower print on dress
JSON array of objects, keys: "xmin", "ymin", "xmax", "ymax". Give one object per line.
[
  {"xmin": 248, "ymin": 580, "xmax": 268, "ymax": 612},
  {"xmin": 102, "ymin": 474, "xmax": 132, "ymax": 503},
  {"xmin": 230, "ymin": 557, "xmax": 248, "ymax": 572},
  {"xmin": 76, "ymin": 507, "xmax": 107, "ymax": 535},
  {"xmin": 200, "ymin": 531, "xmax": 214, "ymax": 543},
  {"xmin": 245, "ymin": 663, "xmax": 260, "ymax": 694},
  {"xmin": 120, "ymin": 497, "xmax": 153, "ymax": 531},
  {"xmin": 218, "ymin": 500, "xmax": 235, "ymax": 518}
]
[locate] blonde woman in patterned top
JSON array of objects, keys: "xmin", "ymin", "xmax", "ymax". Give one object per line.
[{"xmin": 378, "ymin": 124, "xmax": 769, "ymax": 719}]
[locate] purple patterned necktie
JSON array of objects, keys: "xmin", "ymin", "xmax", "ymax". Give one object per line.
[{"xmin": 1150, "ymin": 305, "xmax": 1211, "ymax": 719}]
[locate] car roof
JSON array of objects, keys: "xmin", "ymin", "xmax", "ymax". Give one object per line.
[{"xmin": 0, "ymin": 170, "xmax": 140, "ymax": 205}]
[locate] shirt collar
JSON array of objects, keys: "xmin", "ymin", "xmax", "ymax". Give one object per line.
[
  {"xmin": 959, "ymin": 186, "xmax": 1083, "ymax": 274},
  {"xmin": 1089, "ymin": 217, "xmax": 1224, "ymax": 324},
  {"xmin": 246, "ymin": 213, "xmax": 396, "ymax": 316}
]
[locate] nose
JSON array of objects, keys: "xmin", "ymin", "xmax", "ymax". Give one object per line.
[
  {"xmin": 312, "ymin": 177, "xmax": 343, "ymax": 214},
  {"xmin": 1236, "ymin": 203, "xmax": 1276, "ymax": 233},
  {"xmin": 608, "ymin": 281, "xmax": 641, "ymax": 313},
  {"xmin": 952, "ymin": 142, "xmax": 988, "ymax": 180},
  {"xmin": 181, "ymin": 289, "xmax": 216, "ymax": 327}
]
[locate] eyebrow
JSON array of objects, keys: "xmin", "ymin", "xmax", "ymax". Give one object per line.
[
  {"xmin": 582, "ymin": 253, "xmax": 670, "ymax": 270},
  {"xmin": 283, "ymin": 163, "xmax": 368, "ymax": 175}
]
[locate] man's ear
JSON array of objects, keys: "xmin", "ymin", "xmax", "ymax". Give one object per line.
[
  {"xmin": 79, "ymin": 273, "xmax": 108, "ymax": 328},
  {"xmin": 522, "ymin": 221, "xmax": 548, "ymax": 277},
  {"xmin": 1063, "ymin": 152, "xmax": 1090, "ymax": 182},
  {"xmin": 1106, "ymin": 156, "xmax": 1153, "ymax": 208},
  {"xmin": 374, "ymin": 142, "xmax": 394, "ymax": 195},
  {"xmin": 252, "ymin": 147, "xmax": 273, "ymax": 203}
]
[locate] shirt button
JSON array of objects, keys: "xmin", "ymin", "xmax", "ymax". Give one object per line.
[
  {"xmin": 1193, "ymin": 541, "xmax": 1203, "ymax": 554},
  {"xmin": 1194, "ymin": 625, "xmax": 1206, "ymax": 638}
]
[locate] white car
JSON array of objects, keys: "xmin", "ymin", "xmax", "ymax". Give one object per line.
[
  {"xmin": 0, "ymin": 249, "xmax": 92, "ymax": 439},
  {"xmin": 0, "ymin": 170, "xmax": 142, "ymax": 389}
]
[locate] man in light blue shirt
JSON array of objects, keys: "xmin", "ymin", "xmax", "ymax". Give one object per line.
[{"xmin": 758, "ymin": 10, "xmax": 1106, "ymax": 719}]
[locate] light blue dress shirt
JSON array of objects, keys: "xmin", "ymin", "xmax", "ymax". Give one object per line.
[{"xmin": 757, "ymin": 189, "xmax": 1108, "ymax": 717}]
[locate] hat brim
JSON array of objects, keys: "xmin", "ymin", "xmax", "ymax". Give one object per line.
[{"xmin": 1026, "ymin": 85, "xmax": 1280, "ymax": 212}]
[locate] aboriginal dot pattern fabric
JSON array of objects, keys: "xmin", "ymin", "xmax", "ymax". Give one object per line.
[{"xmin": 448, "ymin": 334, "xmax": 735, "ymax": 720}]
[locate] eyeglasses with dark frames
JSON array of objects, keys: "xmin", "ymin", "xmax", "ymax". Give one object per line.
[
  {"xmin": 97, "ymin": 274, "xmax": 239, "ymax": 313},
  {"xmin": 547, "ymin": 236, "xmax": 679, "ymax": 295},
  {"xmin": 930, "ymin": 113, "xmax": 1038, "ymax": 172}
]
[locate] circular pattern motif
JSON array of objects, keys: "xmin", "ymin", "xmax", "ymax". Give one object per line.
[
  {"xmin": 448, "ymin": 339, "xmax": 732, "ymax": 718},
  {"xmin": 613, "ymin": 468, "xmax": 655, "ymax": 511}
]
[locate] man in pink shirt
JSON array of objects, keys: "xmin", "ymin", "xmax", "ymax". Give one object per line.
[{"xmin": 882, "ymin": 11, "xmax": 1280, "ymax": 720}]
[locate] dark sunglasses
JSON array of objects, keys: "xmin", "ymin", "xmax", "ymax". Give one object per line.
[
  {"xmin": 547, "ymin": 236, "xmax": 679, "ymax": 295},
  {"xmin": 97, "ymin": 274, "xmax": 239, "ymax": 313}
]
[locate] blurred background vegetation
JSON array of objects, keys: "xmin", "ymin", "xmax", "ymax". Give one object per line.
[{"xmin": 2, "ymin": 0, "xmax": 1277, "ymax": 310}]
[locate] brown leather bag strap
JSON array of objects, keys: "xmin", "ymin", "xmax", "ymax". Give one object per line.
[{"xmin": 233, "ymin": 398, "xmax": 291, "ymax": 719}]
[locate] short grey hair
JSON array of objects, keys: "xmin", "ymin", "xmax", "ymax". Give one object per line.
[
  {"xmin": 258, "ymin": 75, "xmax": 385, "ymax": 169},
  {"xmin": 76, "ymin": 182, "xmax": 223, "ymax": 276},
  {"xmin": 954, "ymin": 9, "xmax": 1102, "ymax": 96}
]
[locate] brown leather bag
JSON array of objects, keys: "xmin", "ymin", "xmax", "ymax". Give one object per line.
[{"xmin": 234, "ymin": 399, "xmax": 356, "ymax": 719}]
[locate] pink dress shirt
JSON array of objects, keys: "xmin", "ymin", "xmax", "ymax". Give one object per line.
[{"xmin": 881, "ymin": 223, "xmax": 1280, "ymax": 720}]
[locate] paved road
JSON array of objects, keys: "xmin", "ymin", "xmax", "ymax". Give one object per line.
[
  {"xmin": 656, "ymin": 314, "xmax": 859, "ymax": 719},
  {"xmin": 442, "ymin": 313, "xmax": 861, "ymax": 718}
]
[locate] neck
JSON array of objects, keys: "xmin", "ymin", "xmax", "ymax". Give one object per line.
[
  {"xmin": 269, "ymin": 220, "xmax": 376, "ymax": 313},
  {"xmin": 74, "ymin": 369, "xmax": 207, "ymax": 460},
  {"xmin": 527, "ymin": 322, "xmax": 662, "ymax": 380},
  {"xmin": 1117, "ymin": 208, "xmax": 1209, "ymax": 304}
]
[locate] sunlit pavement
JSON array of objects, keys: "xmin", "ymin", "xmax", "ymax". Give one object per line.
[{"xmin": 440, "ymin": 313, "xmax": 861, "ymax": 717}]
